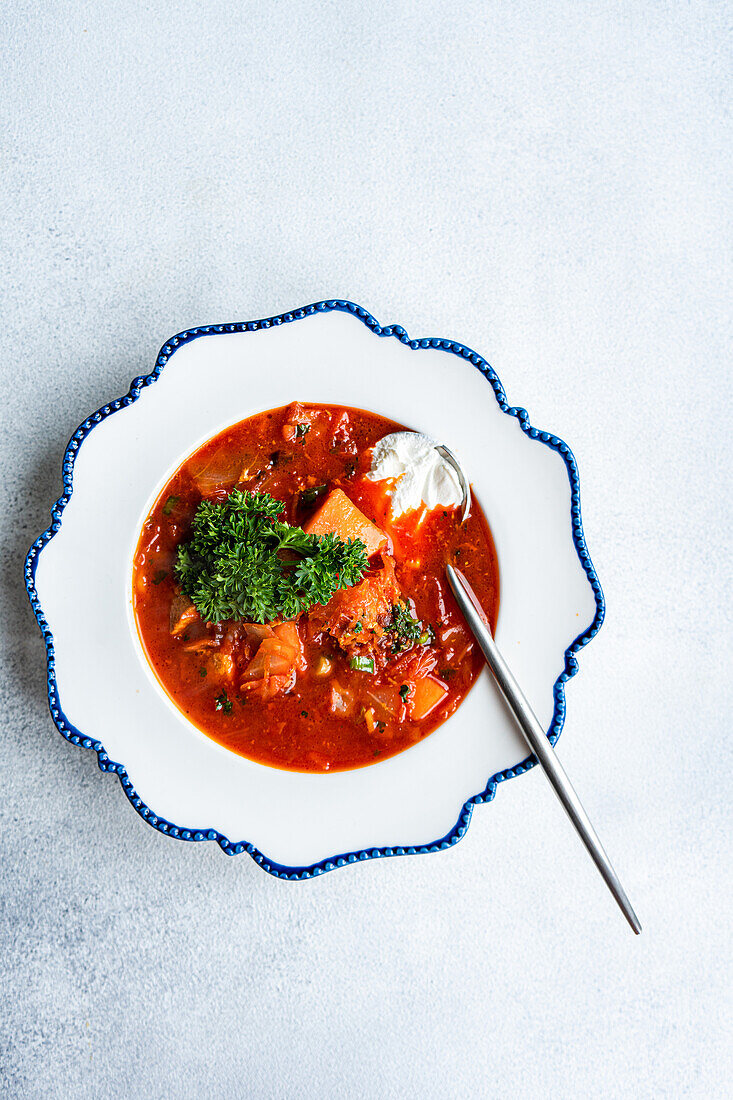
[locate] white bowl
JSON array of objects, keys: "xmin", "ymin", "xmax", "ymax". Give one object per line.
[{"xmin": 25, "ymin": 301, "xmax": 603, "ymax": 877}]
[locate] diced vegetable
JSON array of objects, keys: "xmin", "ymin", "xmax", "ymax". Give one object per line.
[
  {"xmin": 365, "ymin": 685, "xmax": 402, "ymax": 720},
  {"xmin": 240, "ymin": 669, "xmax": 296, "ymax": 700},
  {"xmin": 303, "ymin": 488, "xmax": 387, "ymax": 558},
  {"xmin": 329, "ymin": 682, "xmax": 356, "ymax": 718},
  {"xmin": 240, "ymin": 637, "xmax": 298, "ymax": 681},
  {"xmin": 408, "ymin": 676, "xmax": 449, "ymax": 721},
  {"xmin": 272, "ymin": 621, "xmax": 307, "ymax": 672},
  {"xmin": 207, "ymin": 652, "xmax": 235, "ymax": 681},
  {"xmin": 350, "ymin": 656, "xmax": 375, "ymax": 673},
  {"xmin": 307, "ymin": 551, "xmax": 401, "ymax": 652},
  {"xmin": 387, "ymin": 646, "xmax": 438, "ymax": 681},
  {"xmin": 282, "ymin": 404, "xmax": 331, "ymax": 444},
  {"xmin": 169, "ymin": 594, "xmax": 200, "ymax": 636},
  {"xmin": 243, "ymin": 623, "xmax": 276, "ymax": 644},
  {"xmin": 188, "ymin": 447, "xmax": 244, "ymax": 495},
  {"xmin": 314, "ymin": 655, "xmax": 334, "ymax": 678},
  {"xmin": 330, "ymin": 409, "xmax": 351, "ymax": 448}
]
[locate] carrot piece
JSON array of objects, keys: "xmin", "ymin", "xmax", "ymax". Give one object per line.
[
  {"xmin": 302, "ymin": 488, "xmax": 387, "ymax": 557},
  {"xmin": 408, "ymin": 675, "xmax": 449, "ymax": 721}
]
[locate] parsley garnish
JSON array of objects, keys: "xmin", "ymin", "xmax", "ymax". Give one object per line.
[
  {"xmin": 389, "ymin": 601, "xmax": 425, "ymax": 651},
  {"xmin": 163, "ymin": 496, "xmax": 179, "ymax": 516},
  {"xmin": 175, "ymin": 489, "xmax": 368, "ymax": 624},
  {"xmin": 299, "ymin": 484, "xmax": 327, "ymax": 508},
  {"xmin": 214, "ymin": 690, "xmax": 233, "ymax": 714},
  {"xmin": 295, "ymin": 423, "xmax": 310, "ymax": 439},
  {"xmin": 151, "ymin": 569, "xmax": 168, "ymax": 585},
  {"xmin": 399, "ymin": 684, "xmax": 410, "ymax": 699}
]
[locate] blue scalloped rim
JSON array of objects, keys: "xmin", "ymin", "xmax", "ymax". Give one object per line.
[{"xmin": 24, "ymin": 300, "xmax": 604, "ymax": 879}]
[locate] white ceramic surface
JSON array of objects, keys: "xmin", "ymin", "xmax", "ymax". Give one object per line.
[{"xmin": 33, "ymin": 309, "xmax": 597, "ymax": 870}]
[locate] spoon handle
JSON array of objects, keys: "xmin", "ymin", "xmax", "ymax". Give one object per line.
[{"xmin": 446, "ymin": 563, "xmax": 641, "ymax": 935}]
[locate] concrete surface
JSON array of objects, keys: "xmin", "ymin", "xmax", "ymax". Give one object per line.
[{"xmin": 1, "ymin": 2, "xmax": 730, "ymax": 1097}]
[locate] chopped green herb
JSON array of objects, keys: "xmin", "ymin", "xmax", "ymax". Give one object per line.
[
  {"xmin": 301, "ymin": 710, "xmax": 308, "ymax": 717},
  {"xmin": 175, "ymin": 489, "xmax": 369, "ymax": 624},
  {"xmin": 418, "ymin": 626, "xmax": 435, "ymax": 646},
  {"xmin": 295, "ymin": 423, "xmax": 310, "ymax": 439},
  {"xmin": 376, "ymin": 720, "xmax": 386, "ymax": 733},
  {"xmin": 353, "ymin": 621, "xmax": 363, "ymax": 634},
  {"xmin": 299, "ymin": 484, "xmax": 328, "ymax": 508},
  {"xmin": 152, "ymin": 569, "xmax": 168, "ymax": 585},
  {"xmin": 350, "ymin": 656, "xmax": 375, "ymax": 673},
  {"xmin": 199, "ymin": 667, "xmax": 207, "ymax": 678},
  {"xmin": 373, "ymin": 749, "xmax": 381, "ymax": 757},
  {"xmin": 345, "ymin": 462, "xmax": 357, "ymax": 478},
  {"xmin": 399, "ymin": 684, "xmax": 410, "ymax": 699},
  {"xmin": 439, "ymin": 668, "xmax": 455, "ymax": 679},
  {"xmin": 214, "ymin": 690, "xmax": 233, "ymax": 714},
  {"xmin": 163, "ymin": 495, "xmax": 179, "ymax": 516},
  {"xmin": 389, "ymin": 601, "xmax": 425, "ymax": 651}
]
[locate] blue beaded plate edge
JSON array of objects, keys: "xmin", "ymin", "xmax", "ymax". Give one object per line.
[{"xmin": 24, "ymin": 300, "xmax": 604, "ymax": 879}]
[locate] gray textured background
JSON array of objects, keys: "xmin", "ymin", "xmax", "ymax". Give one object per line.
[{"xmin": 1, "ymin": 3, "xmax": 730, "ymax": 1098}]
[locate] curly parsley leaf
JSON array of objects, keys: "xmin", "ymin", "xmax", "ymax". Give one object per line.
[{"xmin": 174, "ymin": 489, "xmax": 369, "ymax": 624}]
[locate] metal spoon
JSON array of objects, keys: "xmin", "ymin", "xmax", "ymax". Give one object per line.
[{"xmin": 435, "ymin": 444, "xmax": 641, "ymax": 934}]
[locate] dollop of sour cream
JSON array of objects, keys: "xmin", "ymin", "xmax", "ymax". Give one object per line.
[{"xmin": 367, "ymin": 432, "xmax": 463, "ymax": 517}]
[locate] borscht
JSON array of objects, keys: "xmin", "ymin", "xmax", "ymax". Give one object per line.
[{"xmin": 132, "ymin": 403, "xmax": 499, "ymax": 771}]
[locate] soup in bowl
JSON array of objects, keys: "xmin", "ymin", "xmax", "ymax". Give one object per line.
[{"xmin": 133, "ymin": 402, "xmax": 499, "ymax": 772}]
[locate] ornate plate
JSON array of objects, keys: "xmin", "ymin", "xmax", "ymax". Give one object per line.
[{"xmin": 25, "ymin": 301, "xmax": 603, "ymax": 877}]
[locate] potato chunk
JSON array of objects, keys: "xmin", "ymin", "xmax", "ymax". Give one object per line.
[{"xmin": 303, "ymin": 488, "xmax": 387, "ymax": 558}]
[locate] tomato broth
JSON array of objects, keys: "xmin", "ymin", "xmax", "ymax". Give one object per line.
[{"xmin": 133, "ymin": 403, "xmax": 500, "ymax": 771}]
